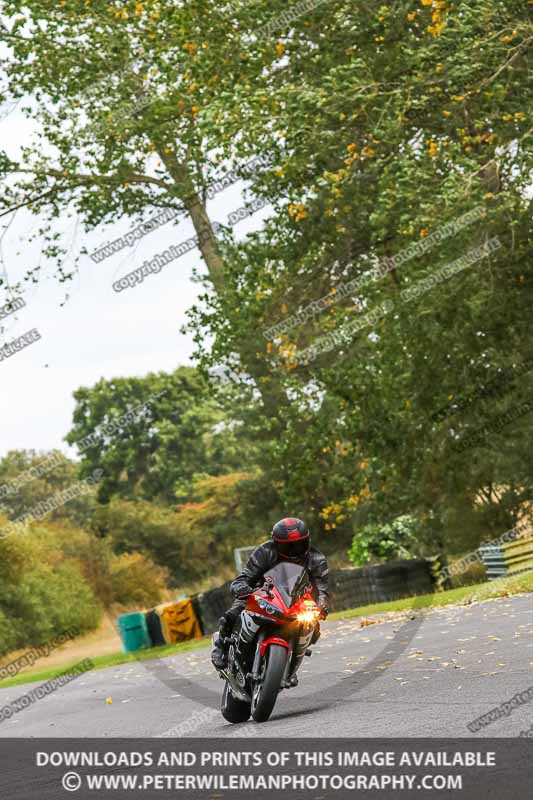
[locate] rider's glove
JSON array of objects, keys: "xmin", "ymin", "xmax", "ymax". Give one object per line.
[
  {"xmin": 232, "ymin": 580, "xmax": 252, "ymax": 599},
  {"xmin": 319, "ymin": 604, "xmax": 329, "ymax": 619}
]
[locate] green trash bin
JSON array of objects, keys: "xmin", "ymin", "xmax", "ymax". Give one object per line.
[{"xmin": 118, "ymin": 612, "xmax": 151, "ymax": 653}]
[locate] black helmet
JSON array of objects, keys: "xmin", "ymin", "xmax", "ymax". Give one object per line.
[{"xmin": 272, "ymin": 517, "xmax": 310, "ymax": 561}]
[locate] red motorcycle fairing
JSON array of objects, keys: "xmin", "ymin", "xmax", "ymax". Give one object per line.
[
  {"xmin": 245, "ymin": 583, "xmax": 320, "ymax": 624},
  {"xmin": 245, "ymin": 585, "xmax": 289, "ymax": 620},
  {"xmin": 260, "ymin": 637, "xmax": 290, "ymax": 657}
]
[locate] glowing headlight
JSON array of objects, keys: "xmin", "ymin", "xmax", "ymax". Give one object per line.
[{"xmin": 296, "ymin": 609, "xmax": 320, "ymax": 625}]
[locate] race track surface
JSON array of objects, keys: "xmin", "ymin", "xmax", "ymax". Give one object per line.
[{"xmin": 1, "ymin": 594, "xmax": 531, "ymax": 738}]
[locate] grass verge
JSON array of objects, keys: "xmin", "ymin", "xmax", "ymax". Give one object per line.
[
  {"xmin": 0, "ymin": 636, "xmax": 211, "ymax": 690},
  {"xmin": 2, "ymin": 570, "xmax": 532, "ymax": 690}
]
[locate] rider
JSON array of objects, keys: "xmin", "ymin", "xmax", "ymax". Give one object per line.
[{"xmin": 211, "ymin": 517, "xmax": 329, "ymax": 669}]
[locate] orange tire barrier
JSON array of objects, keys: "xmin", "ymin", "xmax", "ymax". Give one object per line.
[{"xmin": 155, "ymin": 598, "xmax": 202, "ymax": 644}]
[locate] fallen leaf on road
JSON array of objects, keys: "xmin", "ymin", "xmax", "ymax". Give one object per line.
[
  {"xmin": 105, "ymin": 697, "xmax": 113, "ymax": 705},
  {"xmin": 359, "ymin": 618, "xmax": 381, "ymax": 628}
]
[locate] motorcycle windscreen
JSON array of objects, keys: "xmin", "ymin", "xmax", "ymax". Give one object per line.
[{"xmin": 263, "ymin": 562, "xmax": 310, "ymax": 607}]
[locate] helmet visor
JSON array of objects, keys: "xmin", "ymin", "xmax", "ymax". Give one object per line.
[{"xmin": 276, "ymin": 537, "xmax": 309, "ymax": 559}]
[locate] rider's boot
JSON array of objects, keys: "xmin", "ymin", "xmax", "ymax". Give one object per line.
[
  {"xmin": 310, "ymin": 621, "xmax": 321, "ymax": 646},
  {"xmin": 211, "ymin": 615, "xmax": 232, "ymax": 669}
]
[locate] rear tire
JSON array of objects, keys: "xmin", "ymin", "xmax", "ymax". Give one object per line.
[
  {"xmin": 251, "ymin": 644, "xmax": 288, "ymax": 722},
  {"xmin": 221, "ymin": 681, "xmax": 251, "ymax": 723}
]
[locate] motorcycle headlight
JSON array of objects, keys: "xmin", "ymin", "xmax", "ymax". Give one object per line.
[
  {"xmin": 296, "ymin": 609, "xmax": 320, "ymax": 625},
  {"xmin": 257, "ymin": 598, "xmax": 281, "ymax": 616}
]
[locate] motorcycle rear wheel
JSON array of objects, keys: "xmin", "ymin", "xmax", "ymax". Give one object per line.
[
  {"xmin": 221, "ymin": 681, "xmax": 251, "ymax": 723},
  {"xmin": 251, "ymin": 644, "xmax": 287, "ymax": 722}
]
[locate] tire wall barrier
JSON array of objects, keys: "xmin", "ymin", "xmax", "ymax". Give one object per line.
[
  {"xmin": 119, "ymin": 558, "xmax": 441, "ymax": 647},
  {"xmin": 155, "ymin": 598, "xmax": 203, "ymax": 644},
  {"xmin": 327, "ymin": 558, "xmax": 435, "ymax": 613},
  {"xmin": 193, "ymin": 581, "xmax": 234, "ymax": 635},
  {"xmin": 118, "ymin": 598, "xmax": 203, "ymax": 652},
  {"xmin": 193, "ymin": 558, "xmax": 437, "ymax": 633}
]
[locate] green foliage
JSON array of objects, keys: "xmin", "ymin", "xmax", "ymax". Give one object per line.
[
  {"xmin": 0, "ymin": 517, "xmax": 170, "ymax": 656},
  {"xmin": 0, "ymin": 527, "xmax": 102, "ymax": 655},
  {"xmin": 0, "ymin": 0, "xmax": 530, "ymax": 583},
  {"xmin": 8, "ymin": 562, "xmax": 101, "ymax": 648},
  {"xmin": 0, "ymin": 450, "xmax": 80, "ymax": 519},
  {"xmin": 65, "ymin": 367, "xmax": 255, "ymax": 504},
  {"xmin": 109, "ymin": 552, "xmax": 169, "ymax": 609},
  {"xmin": 190, "ymin": 0, "xmax": 532, "ymax": 545},
  {"xmin": 94, "ymin": 470, "xmax": 278, "ymax": 586},
  {"xmin": 348, "ymin": 515, "xmax": 421, "ymax": 567},
  {"xmin": 448, "ymin": 561, "xmax": 487, "ymax": 590},
  {"xmin": 0, "ymin": 608, "xmax": 20, "ymax": 656}
]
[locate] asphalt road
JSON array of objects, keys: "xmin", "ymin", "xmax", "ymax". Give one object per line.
[{"xmin": 0, "ymin": 594, "xmax": 531, "ymax": 739}]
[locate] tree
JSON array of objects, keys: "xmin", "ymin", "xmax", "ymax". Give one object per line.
[
  {"xmin": 0, "ymin": 0, "xmax": 306, "ymax": 416},
  {"xmin": 1, "ymin": 0, "xmax": 531, "ymax": 558},
  {"xmin": 92, "ymin": 470, "xmax": 280, "ymax": 587},
  {"xmin": 65, "ymin": 366, "xmax": 256, "ymax": 503},
  {"xmin": 0, "ymin": 449, "xmax": 100, "ymax": 527},
  {"xmin": 187, "ymin": 0, "xmax": 532, "ymax": 547}
]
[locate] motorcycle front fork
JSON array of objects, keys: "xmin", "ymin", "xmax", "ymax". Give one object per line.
[
  {"xmin": 249, "ymin": 630, "xmax": 267, "ymax": 682},
  {"xmin": 248, "ymin": 627, "xmax": 313, "ymax": 688}
]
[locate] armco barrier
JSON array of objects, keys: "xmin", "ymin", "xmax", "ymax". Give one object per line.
[
  {"xmin": 479, "ymin": 536, "xmax": 533, "ymax": 580},
  {"xmin": 193, "ymin": 558, "xmax": 437, "ymax": 633}
]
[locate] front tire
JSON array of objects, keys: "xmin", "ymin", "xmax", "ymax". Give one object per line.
[
  {"xmin": 221, "ymin": 681, "xmax": 251, "ymax": 723},
  {"xmin": 251, "ymin": 644, "xmax": 288, "ymax": 722}
]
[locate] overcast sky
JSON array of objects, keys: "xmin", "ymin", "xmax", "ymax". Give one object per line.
[{"xmin": 0, "ymin": 102, "xmax": 270, "ymax": 459}]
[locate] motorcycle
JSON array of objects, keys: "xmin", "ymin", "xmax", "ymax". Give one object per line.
[{"xmin": 214, "ymin": 561, "xmax": 323, "ymax": 723}]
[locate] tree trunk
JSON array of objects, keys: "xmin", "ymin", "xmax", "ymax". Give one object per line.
[{"xmin": 155, "ymin": 143, "xmax": 290, "ymax": 418}]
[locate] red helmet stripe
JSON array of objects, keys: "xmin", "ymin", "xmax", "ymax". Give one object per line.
[
  {"xmin": 287, "ymin": 530, "xmax": 307, "ymax": 540},
  {"xmin": 282, "ymin": 517, "xmax": 298, "ymax": 526}
]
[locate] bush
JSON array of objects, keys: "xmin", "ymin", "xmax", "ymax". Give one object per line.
[
  {"xmin": 348, "ymin": 514, "xmax": 420, "ymax": 567},
  {"xmin": 449, "ymin": 560, "xmax": 487, "ymax": 589},
  {"xmin": 5, "ymin": 562, "xmax": 102, "ymax": 648},
  {"xmin": 96, "ymin": 471, "xmax": 270, "ymax": 586},
  {"xmin": 109, "ymin": 552, "xmax": 169, "ymax": 608},
  {"xmin": 0, "ymin": 523, "xmax": 105, "ymax": 654},
  {"xmin": 0, "ymin": 609, "xmax": 21, "ymax": 657},
  {"xmin": 37, "ymin": 523, "xmax": 115, "ymax": 606}
]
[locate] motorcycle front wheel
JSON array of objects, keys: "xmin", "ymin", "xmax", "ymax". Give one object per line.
[
  {"xmin": 221, "ymin": 681, "xmax": 251, "ymax": 723},
  {"xmin": 251, "ymin": 644, "xmax": 288, "ymax": 722}
]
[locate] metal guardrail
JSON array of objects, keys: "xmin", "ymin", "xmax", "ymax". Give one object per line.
[{"xmin": 479, "ymin": 536, "xmax": 533, "ymax": 580}]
